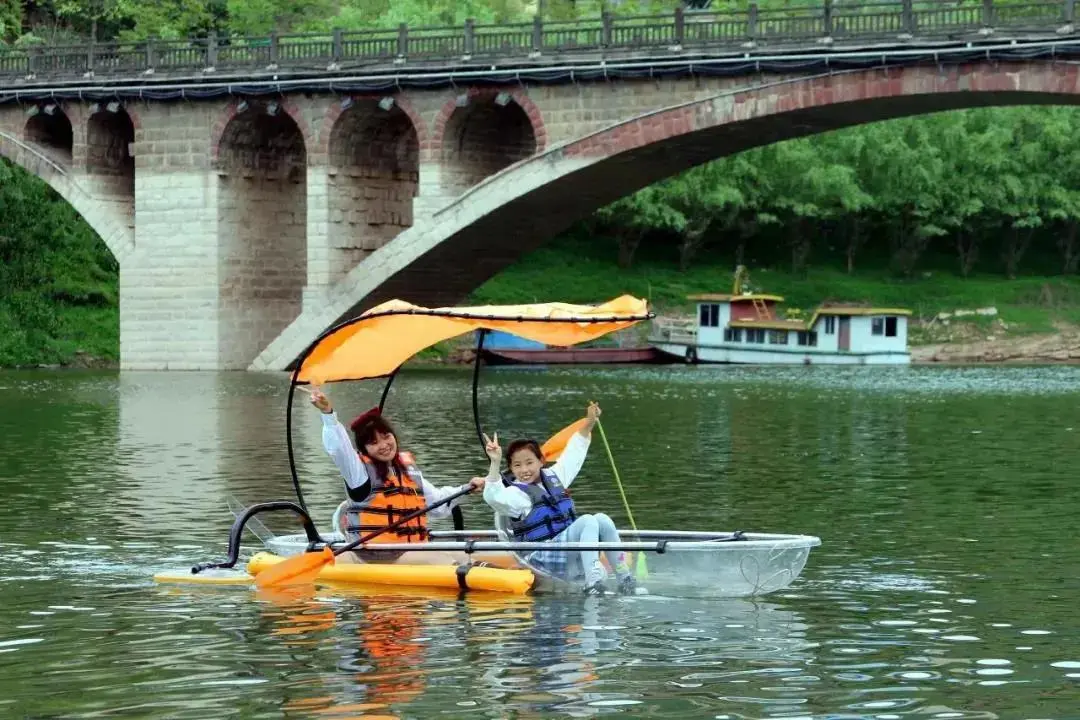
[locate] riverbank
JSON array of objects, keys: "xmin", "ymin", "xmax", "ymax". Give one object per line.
[
  {"xmin": 12, "ymin": 237, "xmax": 1080, "ymax": 369},
  {"xmin": 460, "ymin": 238, "xmax": 1080, "ymax": 366}
]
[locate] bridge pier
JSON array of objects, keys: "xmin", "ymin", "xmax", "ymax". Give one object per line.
[{"xmin": 122, "ymin": 102, "xmax": 219, "ymax": 369}]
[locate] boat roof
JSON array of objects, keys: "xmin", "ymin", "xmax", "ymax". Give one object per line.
[
  {"xmin": 687, "ymin": 293, "xmax": 784, "ymax": 303},
  {"xmin": 296, "ymin": 295, "xmax": 652, "ymax": 384},
  {"xmin": 730, "ymin": 306, "xmax": 913, "ymax": 332},
  {"xmin": 817, "ymin": 305, "xmax": 913, "ymax": 317}
]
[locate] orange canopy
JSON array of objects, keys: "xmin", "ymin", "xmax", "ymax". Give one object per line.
[{"xmin": 297, "ymin": 295, "xmax": 651, "ymax": 385}]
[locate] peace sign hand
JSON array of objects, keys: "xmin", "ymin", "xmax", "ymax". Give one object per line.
[
  {"xmin": 299, "ymin": 383, "xmax": 333, "ymax": 413},
  {"xmin": 483, "ymin": 432, "xmax": 502, "ymax": 462}
]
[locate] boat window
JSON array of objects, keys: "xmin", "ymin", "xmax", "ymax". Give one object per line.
[
  {"xmin": 823, "ymin": 316, "xmax": 836, "ymax": 334},
  {"xmin": 745, "ymin": 328, "xmax": 765, "ymax": 343},
  {"xmin": 768, "ymin": 330, "xmax": 788, "ymax": 345},
  {"xmin": 872, "ymin": 316, "xmax": 898, "ymax": 336},
  {"xmin": 885, "ymin": 316, "xmax": 898, "ymax": 337},
  {"xmin": 724, "ymin": 328, "xmax": 742, "ymax": 342},
  {"xmin": 699, "ymin": 304, "xmax": 720, "ymax": 328},
  {"xmin": 797, "ymin": 331, "xmax": 818, "ymax": 347}
]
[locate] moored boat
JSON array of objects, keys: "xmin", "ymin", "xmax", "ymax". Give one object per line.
[
  {"xmin": 649, "ymin": 266, "xmax": 913, "ymax": 366},
  {"xmin": 155, "ymin": 296, "xmax": 821, "ymax": 597},
  {"xmin": 477, "ymin": 329, "xmax": 668, "ymax": 366}
]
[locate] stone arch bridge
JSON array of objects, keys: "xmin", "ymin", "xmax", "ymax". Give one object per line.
[{"xmin": 0, "ymin": 6, "xmax": 1077, "ymax": 370}]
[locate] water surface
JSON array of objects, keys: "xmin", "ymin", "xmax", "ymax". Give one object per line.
[{"xmin": 1, "ymin": 365, "xmax": 1078, "ymax": 718}]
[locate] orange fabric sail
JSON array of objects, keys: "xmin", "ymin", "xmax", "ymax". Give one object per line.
[
  {"xmin": 297, "ymin": 295, "xmax": 651, "ymax": 385},
  {"xmin": 540, "ymin": 418, "xmax": 590, "ymax": 462}
]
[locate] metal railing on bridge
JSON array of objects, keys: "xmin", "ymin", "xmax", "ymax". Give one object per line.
[{"xmin": 0, "ymin": 0, "xmax": 1075, "ymax": 82}]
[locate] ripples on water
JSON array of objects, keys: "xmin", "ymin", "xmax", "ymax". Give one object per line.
[{"xmin": 1, "ymin": 366, "xmax": 1079, "ymax": 718}]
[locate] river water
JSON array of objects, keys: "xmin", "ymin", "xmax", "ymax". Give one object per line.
[{"xmin": 1, "ymin": 365, "xmax": 1078, "ymax": 718}]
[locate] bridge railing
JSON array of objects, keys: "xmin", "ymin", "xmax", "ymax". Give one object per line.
[{"xmin": 0, "ymin": 0, "xmax": 1075, "ymax": 81}]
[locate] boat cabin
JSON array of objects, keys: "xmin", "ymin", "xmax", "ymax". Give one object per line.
[
  {"xmin": 650, "ymin": 290, "xmax": 912, "ymax": 365},
  {"xmin": 689, "ymin": 293, "xmax": 910, "ymax": 355}
]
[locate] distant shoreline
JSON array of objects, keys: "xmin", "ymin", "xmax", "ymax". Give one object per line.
[{"xmin": 8, "ymin": 328, "xmax": 1080, "ymax": 371}]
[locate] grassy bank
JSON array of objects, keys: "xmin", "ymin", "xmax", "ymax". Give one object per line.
[
  {"xmin": 467, "ymin": 235, "xmax": 1080, "ymax": 348},
  {"xmin": 9, "ymin": 230, "xmax": 1080, "ymax": 368}
]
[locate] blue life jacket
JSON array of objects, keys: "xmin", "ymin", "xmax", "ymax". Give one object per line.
[{"xmin": 503, "ymin": 469, "xmax": 577, "ymax": 542}]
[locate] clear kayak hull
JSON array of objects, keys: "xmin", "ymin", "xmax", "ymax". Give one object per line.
[{"xmin": 261, "ymin": 530, "xmax": 821, "ymax": 598}]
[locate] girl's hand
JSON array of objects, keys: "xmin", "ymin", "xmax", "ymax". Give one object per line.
[
  {"xmin": 586, "ymin": 401, "xmax": 602, "ymax": 423},
  {"xmin": 308, "ymin": 385, "xmax": 332, "ymax": 414},
  {"xmin": 483, "ymin": 432, "xmax": 502, "ymax": 462},
  {"xmin": 467, "ymin": 476, "xmax": 487, "ymax": 491}
]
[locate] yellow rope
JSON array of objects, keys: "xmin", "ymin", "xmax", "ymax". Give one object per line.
[{"xmin": 595, "ymin": 418, "xmax": 648, "ymax": 579}]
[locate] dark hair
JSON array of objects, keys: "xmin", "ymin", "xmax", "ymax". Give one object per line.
[
  {"xmin": 354, "ymin": 415, "xmax": 399, "ymax": 450},
  {"xmin": 506, "ymin": 439, "xmax": 543, "ymax": 464}
]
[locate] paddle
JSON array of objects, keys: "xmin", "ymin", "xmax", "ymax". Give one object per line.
[
  {"xmin": 595, "ymin": 417, "xmax": 649, "ymax": 580},
  {"xmin": 254, "ymin": 485, "xmax": 475, "ymax": 589}
]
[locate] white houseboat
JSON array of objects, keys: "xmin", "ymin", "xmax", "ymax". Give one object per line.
[{"xmin": 649, "ymin": 274, "xmax": 912, "ymax": 366}]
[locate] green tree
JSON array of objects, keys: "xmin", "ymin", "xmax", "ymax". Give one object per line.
[{"xmin": 0, "ymin": 159, "xmax": 116, "ymax": 367}]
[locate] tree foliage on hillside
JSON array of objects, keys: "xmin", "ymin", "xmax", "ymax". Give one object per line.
[
  {"xmin": 6, "ymin": 0, "xmax": 697, "ymax": 43},
  {"xmin": 0, "ymin": 160, "xmax": 117, "ymax": 366},
  {"xmin": 590, "ymin": 106, "xmax": 1080, "ymax": 279}
]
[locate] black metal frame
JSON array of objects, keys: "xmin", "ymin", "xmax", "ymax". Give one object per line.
[
  {"xmin": 193, "ymin": 304, "xmax": 652, "ymax": 575},
  {"xmin": 191, "ymin": 501, "xmax": 322, "ymax": 574}
]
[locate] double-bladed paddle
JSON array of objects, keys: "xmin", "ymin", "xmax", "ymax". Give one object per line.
[{"xmin": 254, "ymin": 485, "xmax": 475, "ymax": 589}]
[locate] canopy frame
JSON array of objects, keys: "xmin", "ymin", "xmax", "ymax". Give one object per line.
[{"xmin": 281, "ymin": 302, "xmax": 652, "ymax": 524}]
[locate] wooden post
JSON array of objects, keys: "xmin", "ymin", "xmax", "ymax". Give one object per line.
[
  {"xmin": 602, "ymin": 11, "xmax": 613, "ymax": 47},
  {"xmin": 532, "ymin": 15, "xmax": 543, "ymax": 52},
  {"xmin": 982, "ymin": 0, "xmax": 994, "ymax": 27},
  {"xmin": 1065, "ymin": 0, "xmax": 1075, "ymax": 23},
  {"xmin": 902, "ymin": 0, "xmax": 915, "ymax": 34},
  {"xmin": 207, "ymin": 34, "xmax": 218, "ymax": 68},
  {"xmin": 674, "ymin": 6, "xmax": 685, "ymax": 45},
  {"xmin": 269, "ymin": 31, "xmax": 279, "ymax": 65},
  {"xmin": 748, "ymin": 3, "xmax": 759, "ymax": 41},
  {"xmin": 397, "ymin": 23, "xmax": 408, "ymax": 57},
  {"xmin": 464, "ymin": 18, "xmax": 476, "ymax": 55},
  {"xmin": 332, "ymin": 28, "xmax": 343, "ymax": 63},
  {"xmin": 87, "ymin": 40, "xmax": 95, "ymax": 74},
  {"xmin": 145, "ymin": 36, "xmax": 155, "ymax": 70},
  {"xmin": 823, "ymin": 0, "xmax": 834, "ymax": 36}
]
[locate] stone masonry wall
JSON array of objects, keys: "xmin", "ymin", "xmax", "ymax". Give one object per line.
[{"xmin": 123, "ymin": 100, "xmax": 220, "ymax": 369}]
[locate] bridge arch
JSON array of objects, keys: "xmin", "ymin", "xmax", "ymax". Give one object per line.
[
  {"xmin": 86, "ymin": 103, "xmax": 137, "ymax": 197},
  {"xmin": 322, "ymin": 95, "xmax": 424, "ymax": 280},
  {"xmin": 25, "ymin": 103, "xmax": 74, "ymax": 166},
  {"xmin": 432, "ymin": 88, "xmax": 546, "ymax": 197},
  {"xmin": 252, "ymin": 61, "xmax": 1080, "ymax": 371},
  {"xmin": 0, "ymin": 129, "xmax": 134, "ymax": 263},
  {"xmin": 215, "ymin": 99, "xmax": 309, "ymax": 369}
]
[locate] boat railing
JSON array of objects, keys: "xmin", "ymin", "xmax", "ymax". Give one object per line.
[{"xmin": 649, "ymin": 317, "xmax": 698, "ymax": 345}]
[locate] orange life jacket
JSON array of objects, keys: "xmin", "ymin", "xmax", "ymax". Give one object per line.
[{"xmin": 338, "ymin": 451, "xmax": 428, "ymax": 543}]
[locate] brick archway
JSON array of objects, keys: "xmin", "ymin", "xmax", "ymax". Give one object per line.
[
  {"xmin": 253, "ymin": 62, "xmax": 1080, "ymax": 371},
  {"xmin": 430, "ymin": 88, "xmax": 547, "ymax": 156},
  {"xmin": 319, "ymin": 94, "xmax": 429, "ymax": 160},
  {"xmin": 210, "ymin": 97, "xmax": 315, "ymax": 165}
]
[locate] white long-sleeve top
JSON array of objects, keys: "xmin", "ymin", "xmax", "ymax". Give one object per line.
[
  {"xmin": 482, "ymin": 432, "xmax": 592, "ymax": 519},
  {"xmin": 320, "ymin": 411, "xmax": 469, "ymax": 519}
]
